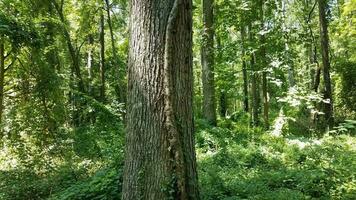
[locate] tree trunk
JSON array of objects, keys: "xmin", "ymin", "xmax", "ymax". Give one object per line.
[
  {"xmin": 216, "ymin": 37, "xmax": 227, "ymax": 118},
  {"xmin": 104, "ymin": 0, "xmax": 117, "ymax": 60},
  {"xmin": 104, "ymin": 0, "xmax": 125, "ymax": 103},
  {"xmin": 260, "ymin": 0, "xmax": 269, "ymax": 129},
  {"xmin": 52, "ymin": 0, "xmax": 85, "ymax": 93},
  {"xmin": 122, "ymin": 0, "xmax": 199, "ymax": 199},
  {"xmin": 249, "ymin": 25, "xmax": 260, "ymax": 127},
  {"xmin": 0, "ymin": 41, "xmax": 4, "ymax": 126},
  {"xmin": 282, "ymin": 0, "xmax": 295, "ymax": 87},
  {"xmin": 99, "ymin": 12, "xmax": 106, "ymax": 101},
  {"xmin": 87, "ymin": 34, "xmax": 94, "ymax": 95},
  {"xmin": 201, "ymin": 0, "xmax": 217, "ymax": 126},
  {"xmin": 240, "ymin": 25, "xmax": 249, "ymax": 113},
  {"xmin": 318, "ymin": 0, "xmax": 334, "ymax": 128},
  {"xmin": 219, "ymin": 90, "xmax": 227, "ymax": 118}
]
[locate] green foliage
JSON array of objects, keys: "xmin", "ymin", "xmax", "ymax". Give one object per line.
[
  {"xmin": 49, "ymin": 168, "xmax": 122, "ymax": 200},
  {"xmin": 334, "ymin": 61, "xmax": 356, "ymax": 117},
  {"xmin": 197, "ymin": 121, "xmax": 356, "ymax": 200}
]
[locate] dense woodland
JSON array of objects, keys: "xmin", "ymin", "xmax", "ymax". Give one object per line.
[{"xmin": 0, "ymin": 0, "xmax": 355, "ymax": 199}]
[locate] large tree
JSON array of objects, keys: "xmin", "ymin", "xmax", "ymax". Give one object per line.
[{"xmin": 122, "ymin": 0, "xmax": 200, "ymax": 199}]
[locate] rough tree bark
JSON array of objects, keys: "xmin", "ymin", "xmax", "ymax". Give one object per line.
[
  {"xmin": 122, "ymin": 0, "xmax": 199, "ymax": 199},
  {"xmin": 99, "ymin": 12, "xmax": 106, "ymax": 101},
  {"xmin": 240, "ymin": 25, "xmax": 249, "ymax": 113},
  {"xmin": 318, "ymin": 0, "xmax": 334, "ymax": 128},
  {"xmin": 201, "ymin": 0, "xmax": 217, "ymax": 126}
]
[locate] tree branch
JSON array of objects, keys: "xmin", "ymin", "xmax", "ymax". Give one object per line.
[
  {"xmin": 307, "ymin": 0, "xmax": 317, "ymax": 23},
  {"xmin": 4, "ymin": 58, "xmax": 17, "ymax": 73},
  {"xmin": 4, "ymin": 49, "xmax": 13, "ymax": 60}
]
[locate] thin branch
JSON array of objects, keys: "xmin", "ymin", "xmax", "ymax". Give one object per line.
[
  {"xmin": 4, "ymin": 49, "xmax": 13, "ymax": 60},
  {"xmin": 4, "ymin": 58, "xmax": 17, "ymax": 72},
  {"xmin": 60, "ymin": 0, "xmax": 64, "ymax": 12},
  {"xmin": 307, "ymin": 0, "xmax": 317, "ymax": 23},
  {"xmin": 76, "ymin": 39, "xmax": 86, "ymax": 55}
]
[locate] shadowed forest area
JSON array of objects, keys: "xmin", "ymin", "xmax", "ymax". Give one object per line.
[{"xmin": 0, "ymin": 0, "xmax": 355, "ymax": 199}]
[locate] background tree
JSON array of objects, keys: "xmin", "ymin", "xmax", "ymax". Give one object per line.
[{"xmin": 201, "ymin": 0, "xmax": 217, "ymax": 126}]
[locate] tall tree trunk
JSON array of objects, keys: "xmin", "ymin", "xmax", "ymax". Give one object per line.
[
  {"xmin": 282, "ymin": 0, "xmax": 295, "ymax": 87},
  {"xmin": 104, "ymin": 0, "xmax": 125, "ymax": 103},
  {"xmin": 87, "ymin": 34, "xmax": 94, "ymax": 95},
  {"xmin": 104, "ymin": 0, "xmax": 117, "ymax": 60},
  {"xmin": 99, "ymin": 12, "xmax": 106, "ymax": 101},
  {"xmin": 201, "ymin": 0, "xmax": 217, "ymax": 126},
  {"xmin": 216, "ymin": 37, "xmax": 227, "ymax": 118},
  {"xmin": 241, "ymin": 25, "xmax": 249, "ymax": 113},
  {"xmin": 52, "ymin": 0, "xmax": 85, "ymax": 93},
  {"xmin": 318, "ymin": 0, "xmax": 334, "ymax": 128},
  {"xmin": 0, "ymin": 41, "xmax": 4, "ymax": 126},
  {"xmin": 260, "ymin": 0, "xmax": 269, "ymax": 129},
  {"xmin": 219, "ymin": 91, "xmax": 227, "ymax": 118},
  {"xmin": 249, "ymin": 25, "xmax": 260, "ymax": 127},
  {"xmin": 122, "ymin": 0, "xmax": 199, "ymax": 199}
]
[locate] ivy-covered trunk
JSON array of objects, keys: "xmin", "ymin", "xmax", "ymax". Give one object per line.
[{"xmin": 122, "ymin": 0, "xmax": 199, "ymax": 199}]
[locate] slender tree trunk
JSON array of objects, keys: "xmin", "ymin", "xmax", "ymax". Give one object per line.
[
  {"xmin": 87, "ymin": 34, "xmax": 94, "ymax": 95},
  {"xmin": 0, "ymin": 41, "xmax": 4, "ymax": 126},
  {"xmin": 216, "ymin": 37, "xmax": 227, "ymax": 118},
  {"xmin": 318, "ymin": 0, "xmax": 334, "ymax": 128},
  {"xmin": 260, "ymin": 0, "xmax": 269, "ymax": 129},
  {"xmin": 219, "ymin": 91, "xmax": 227, "ymax": 118},
  {"xmin": 104, "ymin": 0, "xmax": 125, "ymax": 103},
  {"xmin": 99, "ymin": 12, "xmax": 106, "ymax": 101},
  {"xmin": 52, "ymin": 0, "xmax": 85, "ymax": 93},
  {"xmin": 201, "ymin": 0, "xmax": 217, "ymax": 126},
  {"xmin": 282, "ymin": 0, "xmax": 295, "ymax": 87},
  {"xmin": 249, "ymin": 25, "xmax": 260, "ymax": 127},
  {"xmin": 104, "ymin": 0, "xmax": 117, "ymax": 60},
  {"xmin": 241, "ymin": 25, "xmax": 249, "ymax": 113},
  {"xmin": 122, "ymin": 0, "xmax": 199, "ymax": 199}
]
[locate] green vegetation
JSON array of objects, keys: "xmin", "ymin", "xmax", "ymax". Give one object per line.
[{"xmin": 0, "ymin": 0, "xmax": 355, "ymax": 199}]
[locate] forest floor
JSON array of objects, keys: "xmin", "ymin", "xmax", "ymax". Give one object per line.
[
  {"xmin": 196, "ymin": 119, "xmax": 356, "ymax": 200},
  {"xmin": 1, "ymin": 119, "xmax": 355, "ymax": 200}
]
